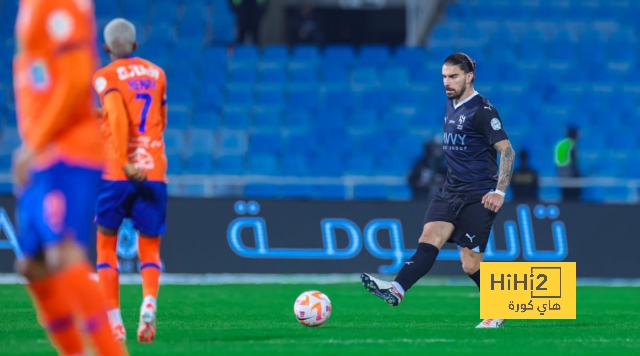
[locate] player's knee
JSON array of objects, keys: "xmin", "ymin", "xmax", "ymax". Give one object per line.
[
  {"xmin": 418, "ymin": 224, "xmax": 447, "ymax": 247},
  {"xmin": 98, "ymin": 225, "xmax": 118, "ymax": 236},
  {"xmin": 461, "ymin": 259, "xmax": 480, "ymax": 275}
]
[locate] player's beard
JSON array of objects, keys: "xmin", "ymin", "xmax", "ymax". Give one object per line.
[{"xmin": 445, "ymin": 82, "xmax": 466, "ymax": 100}]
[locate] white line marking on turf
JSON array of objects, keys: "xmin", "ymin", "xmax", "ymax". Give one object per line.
[{"xmin": 246, "ymin": 339, "xmax": 455, "ymax": 345}]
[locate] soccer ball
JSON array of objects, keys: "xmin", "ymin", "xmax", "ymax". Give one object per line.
[{"xmin": 293, "ymin": 290, "xmax": 332, "ymax": 327}]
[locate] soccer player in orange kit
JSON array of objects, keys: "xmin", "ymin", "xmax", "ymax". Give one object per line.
[
  {"xmin": 12, "ymin": 0, "xmax": 126, "ymax": 355},
  {"xmin": 93, "ymin": 18, "xmax": 168, "ymax": 344}
]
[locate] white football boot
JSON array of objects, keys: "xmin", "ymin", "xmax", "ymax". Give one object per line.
[
  {"xmin": 361, "ymin": 273, "xmax": 404, "ymax": 306},
  {"xmin": 137, "ymin": 296, "xmax": 157, "ymax": 343},
  {"xmin": 476, "ymin": 319, "xmax": 506, "ymax": 328},
  {"xmin": 107, "ymin": 309, "xmax": 126, "ymax": 342}
]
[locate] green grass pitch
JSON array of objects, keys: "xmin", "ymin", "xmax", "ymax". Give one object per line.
[{"xmin": 0, "ymin": 284, "xmax": 638, "ymax": 355}]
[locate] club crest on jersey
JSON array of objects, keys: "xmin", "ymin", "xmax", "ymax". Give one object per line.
[
  {"xmin": 491, "ymin": 118, "xmax": 502, "ymax": 130},
  {"xmin": 29, "ymin": 60, "xmax": 50, "ymax": 91},
  {"xmin": 457, "ymin": 115, "xmax": 466, "ymax": 129}
]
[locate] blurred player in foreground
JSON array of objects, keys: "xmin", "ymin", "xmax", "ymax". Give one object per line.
[
  {"xmin": 93, "ymin": 18, "xmax": 168, "ymax": 343},
  {"xmin": 12, "ymin": 0, "xmax": 126, "ymax": 355},
  {"xmin": 361, "ymin": 53, "xmax": 515, "ymax": 329}
]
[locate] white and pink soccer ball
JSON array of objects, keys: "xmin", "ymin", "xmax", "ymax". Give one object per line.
[{"xmin": 293, "ymin": 290, "xmax": 332, "ymax": 327}]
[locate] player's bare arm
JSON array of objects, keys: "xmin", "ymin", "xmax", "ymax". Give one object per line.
[{"xmin": 482, "ymin": 139, "xmax": 514, "ymax": 212}]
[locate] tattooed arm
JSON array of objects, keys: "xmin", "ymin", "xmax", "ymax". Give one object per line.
[
  {"xmin": 482, "ymin": 139, "xmax": 514, "ymax": 212},
  {"xmin": 494, "ymin": 139, "xmax": 515, "ymax": 193}
]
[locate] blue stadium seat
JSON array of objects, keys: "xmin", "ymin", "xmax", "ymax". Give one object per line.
[
  {"xmin": 279, "ymin": 184, "xmax": 314, "ymax": 199},
  {"xmin": 290, "ymin": 68, "xmax": 317, "ymax": 84},
  {"xmin": 358, "ymin": 134, "xmax": 390, "ymax": 156},
  {"xmin": 166, "ymin": 153, "xmax": 183, "ymax": 175},
  {"xmin": 395, "ymin": 135, "xmax": 424, "ymax": 162},
  {"xmin": 4, "ymin": 109, "xmax": 17, "ymax": 128},
  {"xmin": 323, "ymin": 45, "xmax": 354, "ymax": 66},
  {"xmin": 185, "ymin": 153, "xmax": 214, "ymax": 174},
  {"xmin": 381, "ymin": 111, "xmax": 410, "ymax": 134},
  {"xmin": 164, "ymin": 129, "xmax": 185, "ymax": 155},
  {"xmin": 227, "ymin": 87, "xmax": 253, "ymax": 106},
  {"xmin": 0, "ymin": 153, "xmax": 12, "ymax": 173},
  {"xmin": 191, "ymin": 111, "xmax": 219, "ymax": 130},
  {"xmin": 123, "ymin": 0, "xmax": 152, "ymax": 19},
  {"xmin": 186, "ymin": 129, "xmax": 215, "ymax": 155},
  {"xmin": 292, "ymin": 45, "xmax": 320, "ymax": 65},
  {"xmin": 581, "ymin": 187, "xmax": 605, "ymax": 203},
  {"xmin": 197, "ymin": 86, "xmax": 224, "ymax": 111},
  {"xmin": 310, "ymin": 154, "xmax": 343, "ymax": 177},
  {"xmin": 321, "ymin": 66, "xmax": 349, "ymax": 85},
  {"xmin": 394, "ymin": 89, "xmax": 425, "ymax": 108},
  {"xmin": 261, "ymin": 68, "xmax": 287, "ymax": 84},
  {"xmin": 388, "ymin": 185, "xmax": 411, "ymax": 200},
  {"xmin": 288, "ymin": 88, "xmax": 318, "ymax": 110},
  {"xmin": 253, "ymin": 108, "xmax": 281, "ymax": 131},
  {"xmin": 244, "ymin": 184, "xmax": 278, "ymax": 198},
  {"xmin": 229, "ymin": 66, "xmax": 257, "ymax": 84},
  {"xmin": 216, "ymin": 155, "xmax": 245, "ymax": 175},
  {"xmin": 183, "ymin": 184, "xmax": 206, "ymax": 197},
  {"xmin": 360, "ymin": 90, "xmax": 391, "ymax": 111},
  {"xmin": 167, "ymin": 85, "xmax": 193, "ymax": 107},
  {"xmin": 318, "ymin": 133, "xmax": 352, "ymax": 155},
  {"xmin": 263, "ymin": 45, "xmax": 289, "ymax": 62},
  {"xmin": 202, "ymin": 46, "xmax": 228, "ymax": 67},
  {"xmin": 96, "ymin": 0, "xmax": 120, "ymax": 19},
  {"xmin": 359, "ymin": 45, "xmax": 390, "ymax": 68},
  {"xmin": 381, "ymin": 67, "xmax": 410, "ymax": 89},
  {"xmin": 222, "ymin": 108, "xmax": 250, "ymax": 130},
  {"xmin": 248, "ymin": 154, "xmax": 279, "ymax": 175},
  {"xmin": 376, "ymin": 155, "xmax": 408, "ymax": 176},
  {"xmin": 249, "ymin": 133, "xmax": 281, "ymax": 154},
  {"xmin": 1, "ymin": 128, "xmax": 21, "ymax": 154},
  {"xmin": 324, "ymin": 89, "xmax": 354, "ymax": 110},
  {"xmin": 315, "ymin": 109, "xmax": 346, "ymax": 133},
  {"xmin": 351, "ymin": 67, "xmax": 378, "ymax": 87},
  {"xmin": 393, "ymin": 46, "xmax": 425, "ymax": 69},
  {"xmin": 219, "ymin": 129, "xmax": 247, "ymax": 153},
  {"xmin": 354, "ymin": 184, "xmax": 387, "ymax": 200},
  {"xmin": 284, "ymin": 109, "xmax": 313, "ymax": 131},
  {"xmin": 257, "ymin": 88, "xmax": 285, "ymax": 107},
  {"xmin": 286, "ymin": 133, "xmax": 317, "ymax": 155},
  {"xmin": 349, "ymin": 109, "xmax": 378, "ymax": 132},
  {"xmin": 346, "ymin": 155, "xmax": 374, "ymax": 175},
  {"xmin": 281, "ymin": 155, "xmax": 309, "ymax": 176},
  {"xmin": 231, "ymin": 46, "xmax": 258, "ymax": 64},
  {"xmin": 314, "ymin": 185, "xmax": 345, "ymax": 199}
]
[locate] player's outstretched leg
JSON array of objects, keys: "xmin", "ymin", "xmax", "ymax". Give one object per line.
[
  {"xmin": 97, "ymin": 228, "xmax": 126, "ymax": 342},
  {"xmin": 360, "ymin": 273, "xmax": 405, "ymax": 306},
  {"xmin": 137, "ymin": 235, "xmax": 161, "ymax": 343},
  {"xmin": 476, "ymin": 319, "xmax": 506, "ymax": 328}
]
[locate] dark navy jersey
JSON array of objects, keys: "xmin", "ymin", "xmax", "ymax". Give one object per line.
[{"xmin": 441, "ymin": 92, "xmax": 508, "ymax": 202}]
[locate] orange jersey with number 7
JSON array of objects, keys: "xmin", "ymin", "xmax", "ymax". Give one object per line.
[{"xmin": 93, "ymin": 57, "xmax": 167, "ymax": 182}]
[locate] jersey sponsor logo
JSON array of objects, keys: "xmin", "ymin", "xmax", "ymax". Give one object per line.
[
  {"xmin": 130, "ymin": 147, "xmax": 155, "ymax": 170},
  {"xmin": 448, "ymin": 120, "xmax": 455, "ymax": 124},
  {"xmin": 443, "ymin": 132, "xmax": 467, "ymax": 150},
  {"xmin": 127, "ymin": 78, "xmax": 157, "ymax": 91},
  {"xmin": 29, "ymin": 60, "xmax": 51, "ymax": 91},
  {"xmin": 46, "ymin": 10, "xmax": 74, "ymax": 42},
  {"xmin": 95, "ymin": 76, "xmax": 107, "ymax": 93},
  {"xmin": 491, "ymin": 118, "xmax": 502, "ymax": 130},
  {"xmin": 117, "ymin": 64, "xmax": 160, "ymax": 81}
]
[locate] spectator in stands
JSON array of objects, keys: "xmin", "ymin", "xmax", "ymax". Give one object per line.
[
  {"xmin": 511, "ymin": 150, "xmax": 539, "ymax": 200},
  {"xmin": 555, "ymin": 126, "xmax": 581, "ymax": 201},
  {"xmin": 288, "ymin": 3, "xmax": 322, "ymax": 45},
  {"xmin": 407, "ymin": 137, "xmax": 447, "ymax": 201},
  {"xmin": 229, "ymin": 0, "xmax": 269, "ymax": 45}
]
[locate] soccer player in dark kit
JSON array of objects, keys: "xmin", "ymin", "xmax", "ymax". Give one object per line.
[{"xmin": 361, "ymin": 53, "xmax": 515, "ymax": 328}]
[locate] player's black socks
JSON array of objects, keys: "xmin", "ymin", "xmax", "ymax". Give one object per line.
[
  {"xmin": 394, "ymin": 242, "xmax": 440, "ymax": 292},
  {"xmin": 469, "ymin": 270, "xmax": 480, "ymax": 290}
]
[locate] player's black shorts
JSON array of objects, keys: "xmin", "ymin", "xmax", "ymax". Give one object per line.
[{"xmin": 423, "ymin": 189, "xmax": 497, "ymax": 253}]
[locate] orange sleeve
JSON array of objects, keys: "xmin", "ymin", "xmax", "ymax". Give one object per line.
[
  {"xmin": 103, "ymin": 91, "xmax": 130, "ymax": 168},
  {"xmin": 25, "ymin": 49, "xmax": 93, "ymax": 152}
]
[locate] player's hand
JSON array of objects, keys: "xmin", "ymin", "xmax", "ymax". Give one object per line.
[
  {"xmin": 123, "ymin": 164, "xmax": 147, "ymax": 182},
  {"xmin": 12, "ymin": 145, "xmax": 36, "ymax": 187},
  {"xmin": 482, "ymin": 192, "xmax": 504, "ymax": 213}
]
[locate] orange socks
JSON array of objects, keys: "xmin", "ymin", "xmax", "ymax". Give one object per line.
[
  {"xmin": 54, "ymin": 261, "xmax": 124, "ymax": 356},
  {"xmin": 96, "ymin": 232, "xmax": 120, "ymax": 310},
  {"xmin": 28, "ymin": 276, "xmax": 85, "ymax": 356},
  {"xmin": 138, "ymin": 236, "xmax": 161, "ymax": 300}
]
